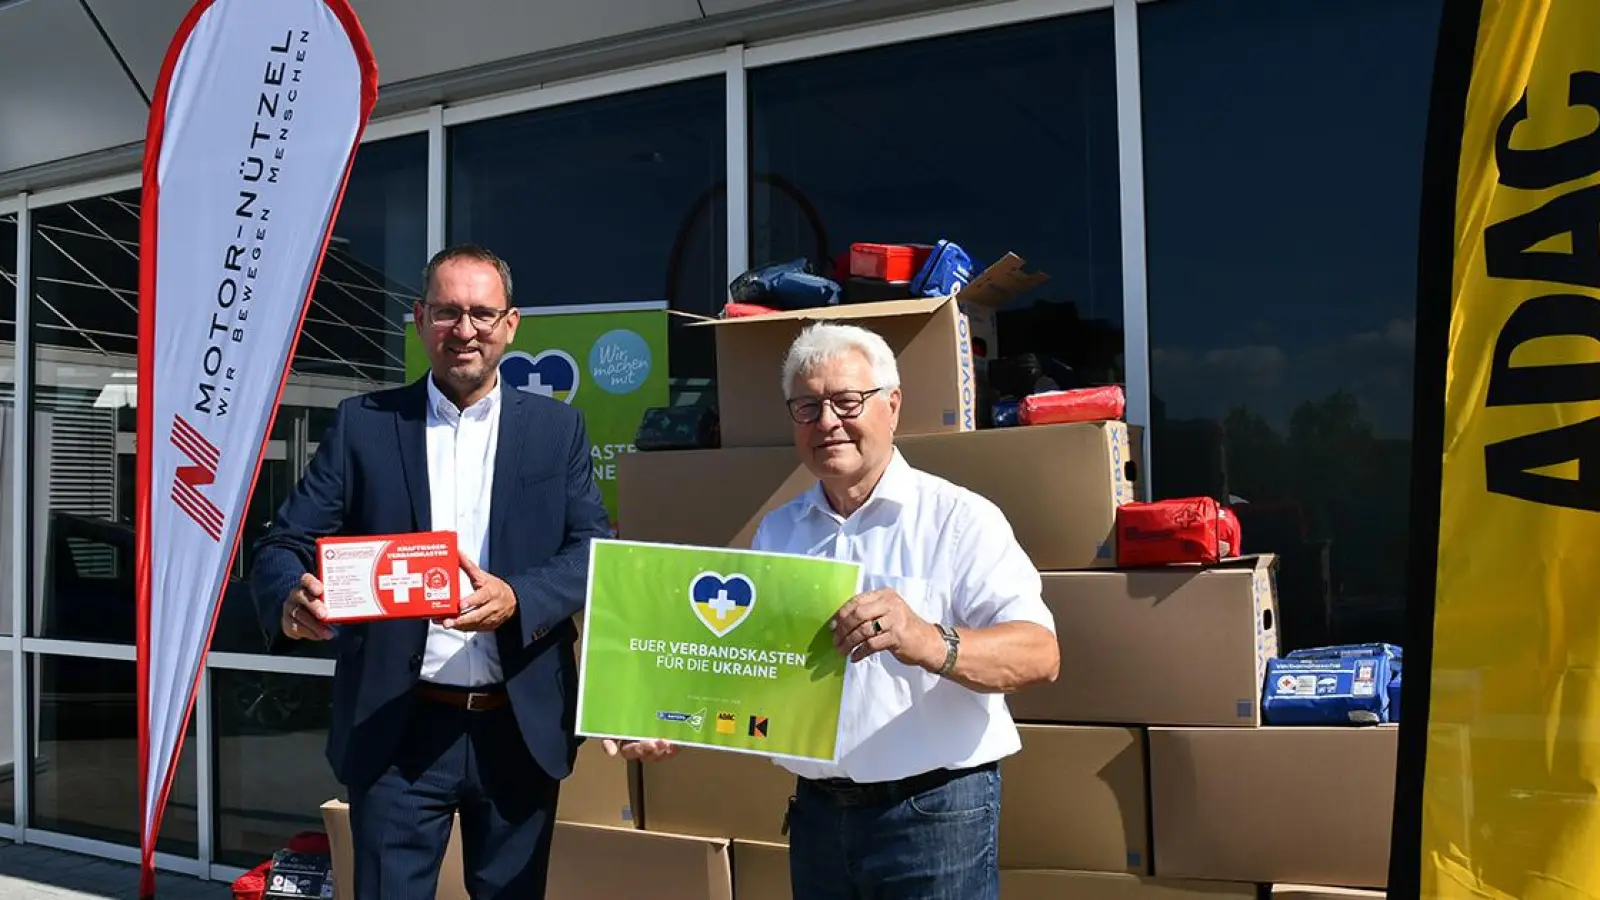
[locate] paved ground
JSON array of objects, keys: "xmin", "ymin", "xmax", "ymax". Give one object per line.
[{"xmin": 0, "ymin": 843, "xmax": 230, "ymax": 899}]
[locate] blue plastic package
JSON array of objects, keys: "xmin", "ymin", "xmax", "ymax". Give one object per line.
[
  {"xmin": 1287, "ymin": 642, "xmax": 1402, "ymax": 663},
  {"xmin": 1262, "ymin": 653, "xmax": 1394, "ymax": 725},
  {"xmin": 910, "ymin": 240, "xmax": 977, "ymax": 298},
  {"xmin": 1388, "ymin": 670, "xmax": 1402, "ymax": 722}
]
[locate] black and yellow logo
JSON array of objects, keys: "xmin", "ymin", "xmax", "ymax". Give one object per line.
[
  {"xmin": 715, "ymin": 711, "xmax": 737, "ymax": 735},
  {"xmin": 748, "ymin": 715, "xmax": 768, "ymax": 738}
]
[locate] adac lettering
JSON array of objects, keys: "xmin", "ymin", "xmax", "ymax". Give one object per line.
[{"xmin": 1481, "ymin": 69, "xmax": 1600, "ymax": 512}]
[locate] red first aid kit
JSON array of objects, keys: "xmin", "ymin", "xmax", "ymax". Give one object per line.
[
  {"xmin": 720, "ymin": 301, "xmax": 779, "ymax": 318},
  {"xmin": 1018, "ymin": 385, "xmax": 1126, "ymax": 426},
  {"xmin": 849, "ymin": 242, "xmax": 933, "ymax": 282},
  {"xmin": 316, "ymin": 531, "xmax": 462, "ymax": 622},
  {"xmin": 1115, "ymin": 497, "xmax": 1242, "ymax": 568}
]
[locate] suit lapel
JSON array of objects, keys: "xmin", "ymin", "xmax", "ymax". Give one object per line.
[
  {"xmin": 489, "ymin": 388, "xmax": 530, "ymax": 560},
  {"xmin": 396, "ymin": 377, "xmax": 431, "ymax": 532},
  {"xmin": 491, "ymin": 389, "xmax": 532, "ymax": 662}
]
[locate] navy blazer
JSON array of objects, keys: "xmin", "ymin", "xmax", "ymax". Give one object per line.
[{"xmin": 249, "ymin": 377, "xmax": 611, "ymax": 790}]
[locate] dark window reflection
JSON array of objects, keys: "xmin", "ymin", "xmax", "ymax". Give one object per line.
[
  {"xmin": 448, "ymin": 78, "xmax": 727, "ymax": 381},
  {"xmin": 31, "ymin": 654, "xmax": 197, "ymax": 852},
  {"xmin": 1, "ymin": 213, "xmax": 16, "ymax": 636},
  {"xmin": 1140, "ymin": 0, "xmax": 1442, "ymax": 651},
  {"xmin": 212, "ymin": 669, "xmax": 341, "ymax": 867},
  {"xmin": 1, "ymin": 212, "xmax": 18, "ymax": 343},
  {"xmin": 299, "ymin": 133, "xmax": 428, "ymax": 384},
  {"xmin": 26, "ymin": 137, "xmax": 425, "ymax": 648},
  {"xmin": 749, "ymin": 12, "xmax": 1123, "ymax": 386},
  {"xmin": 0, "ymin": 651, "xmax": 15, "ymax": 823}
]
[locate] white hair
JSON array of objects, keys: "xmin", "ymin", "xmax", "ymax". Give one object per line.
[{"xmin": 780, "ymin": 322, "xmax": 901, "ymax": 399}]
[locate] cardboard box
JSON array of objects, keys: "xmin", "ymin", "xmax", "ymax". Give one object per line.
[
  {"xmin": 1149, "ymin": 726, "xmax": 1398, "ymax": 888},
  {"xmin": 733, "ymin": 840, "xmax": 791, "ymax": 900},
  {"xmin": 688, "ymin": 253, "xmax": 1045, "ymax": 449},
  {"xmin": 548, "ymin": 823, "xmax": 732, "ymax": 900},
  {"xmin": 321, "ymin": 802, "xmax": 729, "ymax": 900},
  {"xmin": 952, "ymin": 251, "xmax": 1051, "ymax": 365},
  {"xmin": 1000, "ymin": 870, "xmax": 1256, "ymax": 899},
  {"xmin": 689, "ymin": 294, "xmax": 977, "ymax": 447},
  {"xmin": 1271, "ymin": 887, "xmax": 1387, "ymax": 899},
  {"xmin": 317, "ymin": 531, "xmax": 461, "ymax": 622},
  {"xmin": 558, "ymin": 737, "xmax": 643, "ymax": 828},
  {"xmin": 640, "ymin": 746, "xmax": 796, "ymax": 844},
  {"xmin": 619, "ymin": 422, "xmax": 1138, "ymax": 571},
  {"xmin": 1009, "ymin": 556, "xmax": 1280, "ymax": 727},
  {"xmin": 1001, "ymin": 725, "xmax": 1149, "ymax": 873}
]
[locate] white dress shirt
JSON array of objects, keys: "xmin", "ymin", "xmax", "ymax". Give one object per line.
[
  {"xmin": 420, "ymin": 374, "xmax": 503, "ymax": 687},
  {"xmin": 750, "ymin": 448, "xmax": 1055, "ymax": 783}
]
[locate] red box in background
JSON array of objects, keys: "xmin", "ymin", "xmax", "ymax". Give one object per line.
[
  {"xmin": 316, "ymin": 531, "xmax": 462, "ymax": 622},
  {"xmin": 1116, "ymin": 497, "xmax": 1241, "ymax": 568},
  {"xmin": 848, "ymin": 242, "xmax": 932, "ymax": 282}
]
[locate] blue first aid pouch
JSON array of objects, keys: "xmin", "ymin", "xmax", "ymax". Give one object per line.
[
  {"xmin": 729, "ymin": 258, "xmax": 841, "ymax": 310},
  {"xmin": 1388, "ymin": 669, "xmax": 1402, "ymax": 722},
  {"xmin": 1287, "ymin": 642, "xmax": 1402, "ymax": 663},
  {"xmin": 1262, "ymin": 653, "xmax": 1394, "ymax": 725},
  {"xmin": 909, "ymin": 240, "xmax": 977, "ymax": 298}
]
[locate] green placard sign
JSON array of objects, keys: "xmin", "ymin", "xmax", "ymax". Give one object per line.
[
  {"xmin": 576, "ymin": 539, "xmax": 863, "ymax": 763},
  {"xmin": 406, "ymin": 303, "xmax": 669, "ymax": 526}
]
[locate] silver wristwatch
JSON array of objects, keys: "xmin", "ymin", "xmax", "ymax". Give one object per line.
[{"xmin": 936, "ymin": 623, "xmax": 960, "ymax": 677}]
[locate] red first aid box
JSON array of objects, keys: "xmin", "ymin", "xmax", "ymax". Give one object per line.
[
  {"xmin": 1115, "ymin": 497, "xmax": 1241, "ymax": 568},
  {"xmin": 316, "ymin": 531, "xmax": 462, "ymax": 622}
]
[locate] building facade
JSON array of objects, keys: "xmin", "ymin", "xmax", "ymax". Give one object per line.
[{"xmin": 0, "ymin": 0, "xmax": 1440, "ymax": 883}]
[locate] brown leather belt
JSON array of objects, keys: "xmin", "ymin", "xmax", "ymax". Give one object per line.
[{"xmin": 414, "ymin": 683, "xmax": 509, "ymax": 712}]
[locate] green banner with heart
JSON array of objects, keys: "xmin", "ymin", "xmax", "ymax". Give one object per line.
[{"xmin": 575, "ymin": 538, "xmax": 862, "ymax": 762}]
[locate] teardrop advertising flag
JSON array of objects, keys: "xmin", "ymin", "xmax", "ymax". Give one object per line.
[
  {"xmin": 1393, "ymin": 1, "xmax": 1600, "ymax": 898},
  {"xmin": 134, "ymin": 2, "xmax": 376, "ymax": 896}
]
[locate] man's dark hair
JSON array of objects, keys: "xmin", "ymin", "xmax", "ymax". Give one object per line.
[{"xmin": 421, "ymin": 243, "xmax": 514, "ymax": 307}]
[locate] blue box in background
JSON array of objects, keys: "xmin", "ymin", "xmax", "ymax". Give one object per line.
[
  {"xmin": 1262, "ymin": 652, "xmax": 1395, "ymax": 725},
  {"xmin": 1388, "ymin": 669, "xmax": 1402, "ymax": 722}
]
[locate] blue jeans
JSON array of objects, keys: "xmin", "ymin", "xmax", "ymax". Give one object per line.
[{"xmin": 787, "ymin": 765, "xmax": 1000, "ymax": 900}]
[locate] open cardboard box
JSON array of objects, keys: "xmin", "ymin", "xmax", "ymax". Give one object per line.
[{"xmin": 689, "ymin": 252, "xmax": 1046, "ymax": 448}]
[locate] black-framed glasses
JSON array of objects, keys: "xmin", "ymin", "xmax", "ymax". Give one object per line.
[
  {"xmin": 786, "ymin": 388, "xmax": 885, "ymax": 424},
  {"xmin": 422, "ymin": 303, "xmax": 513, "ymax": 332}
]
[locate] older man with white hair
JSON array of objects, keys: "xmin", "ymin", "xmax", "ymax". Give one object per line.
[{"xmin": 611, "ymin": 321, "xmax": 1059, "ymax": 899}]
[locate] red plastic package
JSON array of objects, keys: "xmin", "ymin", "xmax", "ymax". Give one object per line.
[
  {"xmin": 1115, "ymin": 496, "xmax": 1242, "ymax": 567},
  {"xmin": 720, "ymin": 301, "xmax": 779, "ymax": 318},
  {"xmin": 1018, "ymin": 385, "xmax": 1126, "ymax": 426}
]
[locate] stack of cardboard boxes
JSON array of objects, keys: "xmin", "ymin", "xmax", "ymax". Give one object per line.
[{"xmin": 317, "ymin": 254, "xmax": 1399, "ymax": 898}]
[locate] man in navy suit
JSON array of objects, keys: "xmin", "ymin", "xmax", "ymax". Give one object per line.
[{"xmin": 250, "ymin": 243, "xmax": 610, "ymax": 899}]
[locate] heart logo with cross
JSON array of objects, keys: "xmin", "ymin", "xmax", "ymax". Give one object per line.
[{"xmin": 689, "ymin": 572, "xmax": 757, "ymax": 638}]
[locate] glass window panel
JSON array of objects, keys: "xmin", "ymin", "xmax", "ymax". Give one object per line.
[
  {"xmin": 1139, "ymin": 0, "xmax": 1443, "ymax": 651},
  {"xmin": 0, "ymin": 651, "xmax": 14, "ymax": 823},
  {"xmin": 212, "ymin": 669, "xmax": 341, "ymax": 867},
  {"xmin": 0, "ymin": 213, "xmax": 16, "ymax": 636},
  {"xmin": 749, "ymin": 13, "xmax": 1124, "ymax": 387},
  {"xmin": 225, "ymin": 136, "xmax": 429, "ymax": 661},
  {"xmin": 25, "ymin": 137, "xmax": 425, "ymax": 647},
  {"xmin": 30, "ymin": 654, "xmax": 197, "ymax": 853},
  {"xmin": 448, "ymin": 78, "xmax": 727, "ymax": 382},
  {"xmin": 31, "ymin": 190, "xmax": 140, "ymax": 643}
]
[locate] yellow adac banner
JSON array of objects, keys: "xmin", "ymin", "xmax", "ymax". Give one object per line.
[{"xmin": 1402, "ymin": 2, "xmax": 1600, "ymax": 899}]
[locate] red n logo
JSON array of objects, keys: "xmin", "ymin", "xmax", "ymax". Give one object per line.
[{"xmin": 170, "ymin": 415, "xmax": 224, "ymax": 542}]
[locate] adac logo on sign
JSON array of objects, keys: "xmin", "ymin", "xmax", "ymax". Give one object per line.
[
  {"xmin": 689, "ymin": 572, "xmax": 756, "ymax": 638},
  {"xmin": 500, "ymin": 349, "xmax": 580, "ymax": 404}
]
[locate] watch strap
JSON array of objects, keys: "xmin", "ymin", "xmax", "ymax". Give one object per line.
[{"xmin": 936, "ymin": 623, "xmax": 960, "ymax": 677}]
